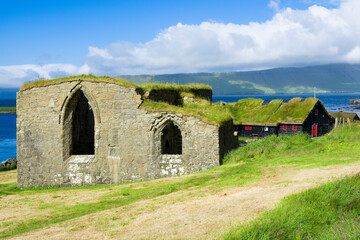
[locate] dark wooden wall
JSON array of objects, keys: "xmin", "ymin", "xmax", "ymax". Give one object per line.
[{"xmin": 303, "ymin": 102, "xmax": 333, "ymax": 136}]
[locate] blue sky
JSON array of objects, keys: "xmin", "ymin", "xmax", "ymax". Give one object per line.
[
  {"xmin": 1, "ymin": 0, "xmax": 358, "ymax": 88},
  {"xmin": 0, "ymin": 0, "xmax": 312, "ymax": 66}
]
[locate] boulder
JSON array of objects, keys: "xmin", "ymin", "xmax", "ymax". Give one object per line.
[
  {"xmin": 0, "ymin": 158, "xmax": 17, "ymax": 171},
  {"xmin": 349, "ymin": 99, "xmax": 360, "ymax": 105}
]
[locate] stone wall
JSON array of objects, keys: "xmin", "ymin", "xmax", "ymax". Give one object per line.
[
  {"xmin": 143, "ymin": 88, "xmax": 212, "ymax": 106},
  {"xmin": 17, "ymin": 80, "xmax": 231, "ymax": 187}
]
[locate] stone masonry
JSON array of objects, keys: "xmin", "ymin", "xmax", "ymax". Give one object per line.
[{"xmin": 17, "ymin": 79, "xmax": 238, "ymax": 187}]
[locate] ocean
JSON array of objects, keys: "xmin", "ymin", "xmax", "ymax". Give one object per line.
[{"xmin": 2, "ymin": 93, "xmax": 360, "ymax": 163}]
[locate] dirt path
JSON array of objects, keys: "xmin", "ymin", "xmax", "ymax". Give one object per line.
[
  {"xmin": 9, "ymin": 162, "xmax": 360, "ymax": 240},
  {"xmin": 0, "ymin": 169, "xmax": 16, "ymax": 184}
]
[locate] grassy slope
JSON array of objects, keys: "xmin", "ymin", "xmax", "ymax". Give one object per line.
[
  {"xmin": 1, "ymin": 126, "xmax": 360, "ymax": 238},
  {"xmin": 224, "ymin": 174, "xmax": 360, "ymax": 240}
]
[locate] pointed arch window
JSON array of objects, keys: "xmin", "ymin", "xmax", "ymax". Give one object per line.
[
  {"xmin": 72, "ymin": 93, "xmax": 94, "ymax": 154},
  {"xmin": 161, "ymin": 121, "xmax": 182, "ymax": 154},
  {"xmin": 63, "ymin": 90, "xmax": 95, "ymax": 157}
]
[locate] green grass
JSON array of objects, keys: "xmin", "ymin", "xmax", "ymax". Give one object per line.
[
  {"xmin": 20, "ymin": 75, "xmax": 138, "ymax": 91},
  {"xmin": 20, "ymin": 75, "xmax": 212, "ymax": 92},
  {"xmin": 0, "ymin": 107, "xmax": 16, "ymax": 112},
  {"xmin": 268, "ymin": 97, "xmax": 319, "ymax": 123},
  {"xmin": 224, "ymin": 174, "xmax": 360, "ymax": 240},
  {"xmin": 228, "ymin": 98, "xmax": 282, "ymax": 124},
  {"xmin": 224, "ymin": 126, "xmax": 360, "ymax": 168},
  {"xmin": 140, "ymin": 99, "xmax": 232, "ymax": 125},
  {"xmin": 0, "ymin": 164, "xmax": 16, "ymax": 172},
  {"xmin": 227, "ymin": 97, "xmax": 320, "ymax": 124},
  {"xmin": 139, "ymin": 82, "xmax": 212, "ymax": 91},
  {"xmin": 1, "ymin": 126, "xmax": 360, "ymax": 238},
  {"xmin": 330, "ymin": 112, "xmax": 359, "ymax": 121}
]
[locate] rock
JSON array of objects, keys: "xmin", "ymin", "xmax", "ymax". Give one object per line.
[
  {"xmin": 0, "ymin": 158, "xmax": 17, "ymax": 171},
  {"xmin": 349, "ymin": 99, "xmax": 360, "ymax": 105}
]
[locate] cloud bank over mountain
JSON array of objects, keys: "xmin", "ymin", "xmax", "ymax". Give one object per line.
[{"xmin": 1, "ymin": 0, "xmax": 360, "ymax": 87}]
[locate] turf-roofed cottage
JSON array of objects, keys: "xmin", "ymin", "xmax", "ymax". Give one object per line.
[
  {"xmin": 17, "ymin": 76, "xmax": 238, "ymax": 187},
  {"xmin": 330, "ymin": 112, "xmax": 360, "ymax": 122},
  {"xmin": 232, "ymin": 98, "xmax": 334, "ymax": 138}
]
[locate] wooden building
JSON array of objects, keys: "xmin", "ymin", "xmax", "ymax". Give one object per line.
[
  {"xmin": 232, "ymin": 98, "xmax": 334, "ymax": 138},
  {"xmin": 330, "ymin": 112, "xmax": 360, "ymax": 122}
]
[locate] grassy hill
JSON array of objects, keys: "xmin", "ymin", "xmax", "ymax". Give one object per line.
[
  {"xmin": 118, "ymin": 63, "xmax": 360, "ymax": 95},
  {"xmin": 225, "ymin": 174, "xmax": 360, "ymax": 239},
  {"xmin": 1, "ymin": 126, "xmax": 360, "ymax": 239}
]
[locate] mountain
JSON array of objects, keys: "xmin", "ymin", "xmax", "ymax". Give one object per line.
[{"xmin": 118, "ymin": 63, "xmax": 360, "ymax": 95}]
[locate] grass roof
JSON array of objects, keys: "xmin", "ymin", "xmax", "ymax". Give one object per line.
[
  {"xmin": 228, "ymin": 98, "xmax": 283, "ymax": 125},
  {"xmin": 140, "ymin": 100, "xmax": 232, "ymax": 125},
  {"xmin": 330, "ymin": 112, "xmax": 360, "ymax": 121},
  {"xmin": 20, "ymin": 75, "xmax": 212, "ymax": 92},
  {"xmin": 267, "ymin": 97, "xmax": 318, "ymax": 124},
  {"xmin": 229, "ymin": 97, "xmax": 319, "ymax": 125}
]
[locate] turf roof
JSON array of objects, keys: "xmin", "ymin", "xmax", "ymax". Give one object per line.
[
  {"xmin": 20, "ymin": 75, "xmax": 212, "ymax": 92},
  {"xmin": 229, "ymin": 97, "xmax": 320, "ymax": 124},
  {"xmin": 330, "ymin": 112, "xmax": 360, "ymax": 121}
]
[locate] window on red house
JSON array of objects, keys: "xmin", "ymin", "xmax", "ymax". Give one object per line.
[
  {"xmin": 292, "ymin": 125, "xmax": 297, "ymax": 131},
  {"xmin": 315, "ymin": 109, "xmax": 318, "ymax": 115},
  {"xmin": 282, "ymin": 125, "xmax": 287, "ymax": 130},
  {"xmin": 245, "ymin": 126, "xmax": 252, "ymax": 131}
]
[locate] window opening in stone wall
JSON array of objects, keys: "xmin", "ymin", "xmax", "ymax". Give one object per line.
[
  {"xmin": 161, "ymin": 121, "xmax": 182, "ymax": 154},
  {"xmin": 72, "ymin": 92, "xmax": 95, "ymax": 155}
]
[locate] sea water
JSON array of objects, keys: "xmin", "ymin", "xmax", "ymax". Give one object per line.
[{"xmin": 2, "ymin": 93, "xmax": 360, "ymax": 163}]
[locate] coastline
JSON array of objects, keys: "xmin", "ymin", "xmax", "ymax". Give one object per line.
[{"xmin": 0, "ymin": 112, "xmax": 16, "ymax": 114}]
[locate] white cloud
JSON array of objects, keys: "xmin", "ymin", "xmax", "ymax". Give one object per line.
[
  {"xmin": 1, "ymin": 0, "xmax": 360, "ymax": 88},
  {"xmin": 268, "ymin": 0, "xmax": 281, "ymax": 11},
  {"xmin": 0, "ymin": 64, "xmax": 89, "ymax": 88},
  {"xmin": 84, "ymin": 0, "xmax": 360, "ymax": 76}
]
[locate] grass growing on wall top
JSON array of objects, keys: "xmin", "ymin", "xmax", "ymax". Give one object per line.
[
  {"xmin": 139, "ymin": 82, "xmax": 212, "ymax": 91},
  {"xmin": 224, "ymin": 174, "xmax": 360, "ymax": 240},
  {"xmin": 20, "ymin": 75, "xmax": 213, "ymax": 92},
  {"xmin": 20, "ymin": 75, "xmax": 138, "ymax": 91},
  {"xmin": 140, "ymin": 100, "xmax": 232, "ymax": 125}
]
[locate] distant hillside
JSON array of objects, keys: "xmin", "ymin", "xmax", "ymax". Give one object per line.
[{"xmin": 118, "ymin": 63, "xmax": 360, "ymax": 95}]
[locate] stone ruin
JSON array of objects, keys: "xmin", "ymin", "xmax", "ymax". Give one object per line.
[{"xmin": 17, "ymin": 77, "xmax": 238, "ymax": 187}]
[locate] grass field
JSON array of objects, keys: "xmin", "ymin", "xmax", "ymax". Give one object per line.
[
  {"xmin": 0, "ymin": 107, "xmax": 16, "ymax": 112},
  {"xmin": 1, "ymin": 126, "xmax": 360, "ymax": 239}
]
